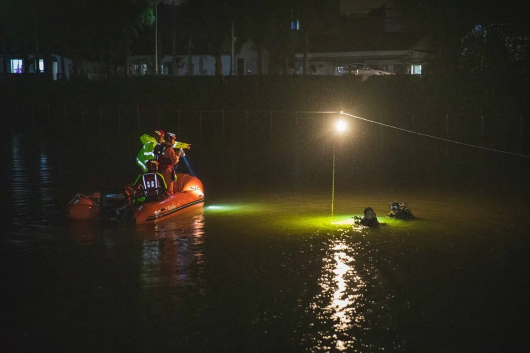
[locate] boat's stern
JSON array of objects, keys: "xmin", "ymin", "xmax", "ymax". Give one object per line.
[{"xmin": 68, "ymin": 193, "xmax": 100, "ymax": 221}]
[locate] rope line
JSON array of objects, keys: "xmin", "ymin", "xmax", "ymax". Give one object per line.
[{"xmin": 340, "ymin": 111, "xmax": 530, "ymax": 158}]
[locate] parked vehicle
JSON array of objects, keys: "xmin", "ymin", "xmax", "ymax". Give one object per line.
[{"xmin": 337, "ymin": 63, "xmax": 395, "ymax": 80}]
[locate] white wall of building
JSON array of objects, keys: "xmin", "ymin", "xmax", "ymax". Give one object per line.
[
  {"xmin": 293, "ymin": 50, "xmax": 428, "ymax": 75},
  {"xmin": 131, "ymin": 40, "xmax": 267, "ymax": 76},
  {"xmin": 159, "ymin": 54, "xmax": 231, "ymax": 76},
  {"xmin": 236, "ymin": 41, "xmax": 269, "ymax": 75}
]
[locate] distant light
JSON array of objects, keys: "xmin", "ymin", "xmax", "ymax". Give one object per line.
[
  {"xmin": 335, "ymin": 120, "xmax": 347, "ymax": 133},
  {"xmin": 207, "ymin": 205, "xmax": 223, "ymax": 209}
]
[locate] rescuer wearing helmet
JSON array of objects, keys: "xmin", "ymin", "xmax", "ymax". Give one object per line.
[
  {"xmin": 133, "ymin": 159, "xmax": 167, "ymax": 202},
  {"xmin": 156, "ymin": 133, "xmax": 178, "ymax": 194},
  {"xmin": 167, "ymin": 132, "xmax": 192, "ymax": 180},
  {"xmin": 136, "ymin": 129, "xmax": 165, "ymax": 172},
  {"xmin": 152, "ymin": 129, "xmax": 166, "ymax": 156}
]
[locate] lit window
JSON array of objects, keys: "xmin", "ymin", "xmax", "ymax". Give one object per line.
[
  {"xmin": 411, "ymin": 65, "xmax": 422, "ymax": 74},
  {"xmin": 291, "ymin": 9, "xmax": 300, "ymax": 31},
  {"xmin": 39, "ymin": 59, "xmax": 44, "ymax": 71},
  {"xmin": 11, "ymin": 59, "xmax": 23, "ymax": 74}
]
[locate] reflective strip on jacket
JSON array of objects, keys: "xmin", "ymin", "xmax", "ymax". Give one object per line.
[
  {"xmin": 134, "ymin": 172, "xmax": 167, "ymax": 190},
  {"xmin": 136, "ymin": 134, "xmax": 158, "ymax": 172}
]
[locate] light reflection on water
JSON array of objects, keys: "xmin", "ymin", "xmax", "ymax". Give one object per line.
[
  {"xmin": 10, "ymin": 135, "xmax": 30, "ymax": 219},
  {"xmin": 304, "ymin": 225, "xmax": 402, "ymax": 352},
  {"xmin": 138, "ymin": 210, "xmax": 206, "ymax": 289},
  {"xmin": 8, "ymin": 134, "xmax": 62, "ymax": 231},
  {"xmin": 317, "ymin": 240, "xmax": 362, "ymax": 351}
]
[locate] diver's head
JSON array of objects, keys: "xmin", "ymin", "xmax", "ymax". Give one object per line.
[
  {"xmin": 364, "ymin": 207, "xmax": 376, "ymax": 220},
  {"xmin": 389, "ymin": 202, "xmax": 400, "ymax": 212}
]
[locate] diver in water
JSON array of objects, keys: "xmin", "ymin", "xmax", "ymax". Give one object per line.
[
  {"xmin": 388, "ymin": 201, "xmax": 414, "ymax": 220},
  {"xmin": 353, "ymin": 207, "xmax": 380, "ymax": 227}
]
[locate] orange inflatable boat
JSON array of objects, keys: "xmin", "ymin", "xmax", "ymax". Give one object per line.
[{"xmin": 68, "ymin": 173, "xmax": 204, "ymax": 224}]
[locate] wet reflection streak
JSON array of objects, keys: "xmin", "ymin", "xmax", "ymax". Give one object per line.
[
  {"xmin": 307, "ymin": 233, "xmax": 369, "ymax": 352},
  {"xmin": 329, "ymin": 244, "xmax": 363, "ymax": 331},
  {"xmin": 139, "ymin": 213, "xmax": 205, "ymax": 290}
]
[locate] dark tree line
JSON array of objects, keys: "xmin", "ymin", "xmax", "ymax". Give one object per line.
[
  {"xmin": 0, "ymin": 0, "xmax": 156, "ymax": 79},
  {"xmin": 0, "ymin": 0, "xmax": 341, "ymax": 77},
  {"xmin": 394, "ymin": 0, "xmax": 530, "ymax": 77},
  {"xmin": 157, "ymin": 0, "xmax": 340, "ymax": 75},
  {"xmin": 2, "ymin": 0, "xmax": 530, "ymax": 78}
]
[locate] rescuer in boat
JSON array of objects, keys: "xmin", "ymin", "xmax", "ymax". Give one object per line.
[
  {"xmin": 353, "ymin": 207, "xmax": 380, "ymax": 227},
  {"xmin": 170, "ymin": 139, "xmax": 191, "ymax": 179},
  {"xmin": 133, "ymin": 159, "xmax": 167, "ymax": 203},
  {"xmin": 136, "ymin": 129, "xmax": 165, "ymax": 172},
  {"xmin": 155, "ymin": 133, "xmax": 179, "ymax": 194},
  {"xmin": 387, "ymin": 201, "xmax": 414, "ymax": 220},
  {"xmin": 154, "ymin": 132, "xmax": 192, "ymax": 192}
]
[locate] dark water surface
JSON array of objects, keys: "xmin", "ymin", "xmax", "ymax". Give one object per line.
[{"xmin": 2, "ymin": 132, "xmax": 530, "ymax": 352}]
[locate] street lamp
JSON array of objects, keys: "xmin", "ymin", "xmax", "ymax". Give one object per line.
[{"xmin": 331, "ymin": 118, "xmax": 348, "ymax": 219}]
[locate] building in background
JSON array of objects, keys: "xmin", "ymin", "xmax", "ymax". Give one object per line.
[
  {"xmin": 130, "ymin": 40, "xmax": 268, "ymax": 76},
  {"xmin": 292, "ymin": 0, "xmax": 430, "ymax": 76},
  {"xmin": 0, "ymin": 55, "xmax": 72, "ymax": 80}
]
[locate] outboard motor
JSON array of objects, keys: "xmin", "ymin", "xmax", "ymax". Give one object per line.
[{"xmin": 99, "ymin": 189, "xmax": 129, "ymax": 221}]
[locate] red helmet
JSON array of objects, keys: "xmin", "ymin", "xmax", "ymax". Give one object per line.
[{"xmin": 154, "ymin": 129, "xmax": 165, "ymax": 137}]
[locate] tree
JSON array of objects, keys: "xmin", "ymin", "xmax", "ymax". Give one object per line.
[
  {"xmin": 0, "ymin": 0, "xmax": 157, "ymax": 79},
  {"xmin": 296, "ymin": 0, "xmax": 339, "ymax": 75},
  {"xmin": 180, "ymin": 0, "xmax": 237, "ymax": 76},
  {"xmin": 394, "ymin": 0, "xmax": 530, "ymax": 76}
]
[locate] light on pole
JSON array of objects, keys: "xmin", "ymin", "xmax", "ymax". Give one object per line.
[{"xmin": 331, "ymin": 118, "xmax": 348, "ymax": 219}]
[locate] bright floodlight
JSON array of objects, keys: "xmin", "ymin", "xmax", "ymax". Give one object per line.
[{"xmin": 335, "ymin": 119, "xmax": 347, "ymax": 133}]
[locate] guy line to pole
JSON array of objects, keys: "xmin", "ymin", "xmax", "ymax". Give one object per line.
[
  {"xmin": 150, "ymin": 110, "xmax": 339, "ymax": 114},
  {"xmin": 339, "ymin": 111, "xmax": 530, "ymax": 159}
]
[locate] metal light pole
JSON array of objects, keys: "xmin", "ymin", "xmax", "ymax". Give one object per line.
[
  {"xmin": 155, "ymin": 4, "xmax": 158, "ymax": 75},
  {"xmin": 331, "ymin": 142, "xmax": 336, "ymax": 218},
  {"xmin": 231, "ymin": 20, "xmax": 236, "ymax": 75},
  {"xmin": 331, "ymin": 119, "xmax": 347, "ymax": 219}
]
